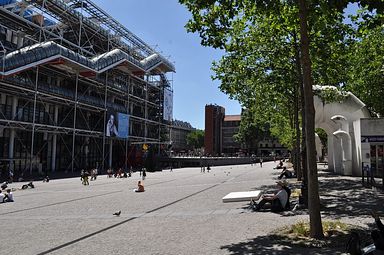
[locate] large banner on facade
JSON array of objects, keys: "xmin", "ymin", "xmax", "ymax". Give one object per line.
[
  {"xmin": 106, "ymin": 111, "xmax": 129, "ymax": 139},
  {"xmin": 117, "ymin": 113, "xmax": 129, "ymax": 138},
  {"xmin": 163, "ymin": 89, "xmax": 173, "ymax": 122}
]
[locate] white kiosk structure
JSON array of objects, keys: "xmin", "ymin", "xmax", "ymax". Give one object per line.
[{"xmin": 313, "ymin": 85, "xmax": 371, "ymax": 176}]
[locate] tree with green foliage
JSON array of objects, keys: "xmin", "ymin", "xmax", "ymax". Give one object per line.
[
  {"xmin": 234, "ymin": 110, "xmax": 265, "ymax": 154},
  {"xmin": 315, "ymin": 128, "xmax": 328, "ymax": 150},
  {"xmin": 179, "ymin": 0, "xmax": 384, "ymax": 238},
  {"xmin": 186, "ymin": 130, "xmax": 205, "ymax": 149},
  {"xmin": 346, "ymin": 25, "xmax": 384, "ymax": 116}
]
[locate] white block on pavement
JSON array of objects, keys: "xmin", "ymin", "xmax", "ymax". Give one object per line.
[{"xmin": 222, "ymin": 190, "xmax": 262, "ymax": 203}]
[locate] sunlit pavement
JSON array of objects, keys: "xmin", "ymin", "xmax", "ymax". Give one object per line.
[{"xmin": 0, "ymin": 162, "xmax": 376, "ymax": 254}]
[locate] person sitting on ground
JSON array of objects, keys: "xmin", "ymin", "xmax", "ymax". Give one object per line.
[
  {"xmin": 115, "ymin": 168, "xmax": 123, "ymax": 178},
  {"xmin": 0, "ymin": 190, "xmax": 5, "ymax": 203},
  {"xmin": 251, "ymin": 181, "xmax": 289, "ymax": 212},
  {"xmin": 282, "ymin": 183, "xmax": 291, "ymax": 210},
  {"xmin": 22, "ymin": 181, "xmax": 35, "ymax": 189},
  {"xmin": 28, "ymin": 181, "xmax": 34, "ymax": 188},
  {"xmin": 371, "ymin": 211, "xmax": 384, "ymax": 251},
  {"xmin": 1, "ymin": 181, "xmax": 8, "ymax": 190},
  {"xmin": 134, "ymin": 180, "xmax": 145, "ymax": 192},
  {"xmin": 278, "ymin": 167, "xmax": 295, "ymax": 179},
  {"xmin": 107, "ymin": 168, "xmax": 113, "ymax": 178},
  {"xmin": 4, "ymin": 189, "xmax": 13, "ymax": 202},
  {"xmin": 43, "ymin": 176, "xmax": 49, "ymax": 182},
  {"xmin": 274, "ymin": 160, "xmax": 284, "ymax": 169}
]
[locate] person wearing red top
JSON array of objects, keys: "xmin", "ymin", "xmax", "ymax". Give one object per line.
[{"xmin": 135, "ymin": 181, "xmax": 145, "ymax": 192}]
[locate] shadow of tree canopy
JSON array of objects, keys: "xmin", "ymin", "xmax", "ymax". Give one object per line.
[
  {"xmin": 259, "ymin": 170, "xmax": 384, "ymax": 219},
  {"xmin": 220, "ymin": 226, "xmax": 371, "ymax": 255},
  {"xmin": 225, "ymin": 170, "xmax": 383, "ymax": 254},
  {"xmin": 220, "ymin": 233, "xmax": 342, "ymax": 254},
  {"xmin": 318, "ymin": 172, "xmax": 384, "ymax": 219}
]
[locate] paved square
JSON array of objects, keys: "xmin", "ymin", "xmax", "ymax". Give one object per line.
[{"xmin": 0, "ymin": 162, "xmax": 364, "ymax": 254}]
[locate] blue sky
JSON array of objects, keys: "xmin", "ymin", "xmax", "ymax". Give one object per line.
[
  {"xmin": 92, "ymin": 0, "xmax": 241, "ymax": 130},
  {"xmin": 92, "ymin": 1, "xmax": 359, "ymax": 130}
]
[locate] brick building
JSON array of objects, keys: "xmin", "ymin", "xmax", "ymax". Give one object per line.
[
  {"xmin": 204, "ymin": 104, "xmax": 225, "ymax": 155},
  {"xmin": 204, "ymin": 104, "xmax": 288, "ymax": 156}
]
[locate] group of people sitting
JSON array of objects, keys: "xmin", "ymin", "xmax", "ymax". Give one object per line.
[
  {"xmin": 250, "ymin": 159, "xmax": 384, "ymax": 253},
  {"xmin": 0, "ymin": 182, "xmax": 13, "ymax": 203},
  {"xmin": 0, "ymin": 189, "xmax": 13, "ymax": 203},
  {"xmin": 273, "ymin": 159, "xmax": 296, "ymax": 180},
  {"xmin": 107, "ymin": 168, "xmax": 132, "ymax": 179}
]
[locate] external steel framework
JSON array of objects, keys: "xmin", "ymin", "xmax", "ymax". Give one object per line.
[{"xmin": 0, "ymin": 0, "xmax": 174, "ymax": 178}]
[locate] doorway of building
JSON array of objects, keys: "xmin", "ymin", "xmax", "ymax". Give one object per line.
[{"xmin": 370, "ymin": 144, "xmax": 384, "ymax": 187}]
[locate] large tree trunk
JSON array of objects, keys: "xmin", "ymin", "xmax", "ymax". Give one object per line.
[
  {"xmin": 301, "ymin": 65, "xmax": 308, "ymax": 207},
  {"xmin": 298, "ymin": 0, "xmax": 324, "ymax": 239},
  {"xmin": 293, "ymin": 31, "xmax": 302, "ymax": 181}
]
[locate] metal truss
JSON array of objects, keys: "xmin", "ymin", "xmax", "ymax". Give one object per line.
[{"xmin": 0, "ymin": 0, "xmax": 174, "ymax": 174}]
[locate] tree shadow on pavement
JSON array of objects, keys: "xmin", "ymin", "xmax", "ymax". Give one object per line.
[
  {"xmin": 219, "ymin": 225, "xmax": 372, "ymax": 255},
  {"xmin": 318, "ymin": 173, "xmax": 384, "ymax": 219},
  {"xmin": 219, "ymin": 234, "xmax": 344, "ymax": 255},
  {"xmin": 225, "ymin": 172, "xmax": 381, "ymax": 254}
]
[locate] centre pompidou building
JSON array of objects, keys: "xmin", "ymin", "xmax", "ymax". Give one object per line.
[{"xmin": 0, "ymin": 0, "xmax": 175, "ymax": 178}]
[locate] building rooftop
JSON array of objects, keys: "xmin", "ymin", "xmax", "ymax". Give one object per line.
[
  {"xmin": 224, "ymin": 115, "xmax": 241, "ymax": 122},
  {"xmin": 172, "ymin": 119, "xmax": 195, "ymax": 129}
]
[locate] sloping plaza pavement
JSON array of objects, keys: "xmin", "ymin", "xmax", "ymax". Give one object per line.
[{"xmin": 1, "ymin": 161, "xmax": 382, "ymax": 255}]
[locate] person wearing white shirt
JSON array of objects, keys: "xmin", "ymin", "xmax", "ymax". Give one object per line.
[
  {"xmin": 0, "ymin": 190, "xmax": 5, "ymax": 203},
  {"xmin": 4, "ymin": 189, "xmax": 13, "ymax": 202},
  {"xmin": 252, "ymin": 181, "xmax": 288, "ymax": 212}
]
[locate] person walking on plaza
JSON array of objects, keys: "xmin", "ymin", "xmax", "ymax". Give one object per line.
[
  {"xmin": 90, "ymin": 168, "xmax": 98, "ymax": 181},
  {"xmin": 200, "ymin": 156, "xmax": 205, "ymax": 173},
  {"xmin": 260, "ymin": 157, "xmax": 263, "ymax": 168},
  {"xmin": 142, "ymin": 169, "xmax": 146, "ymax": 180},
  {"xmin": 80, "ymin": 169, "xmax": 89, "ymax": 185},
  {"xmin": 250, "ymin": 154, "xmax": 255, "ymax": 166}
]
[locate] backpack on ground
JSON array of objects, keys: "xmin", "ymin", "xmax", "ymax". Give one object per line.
[{"xmin": 346, "ymin": 231, "xmax": 362, "ymax": 255}]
